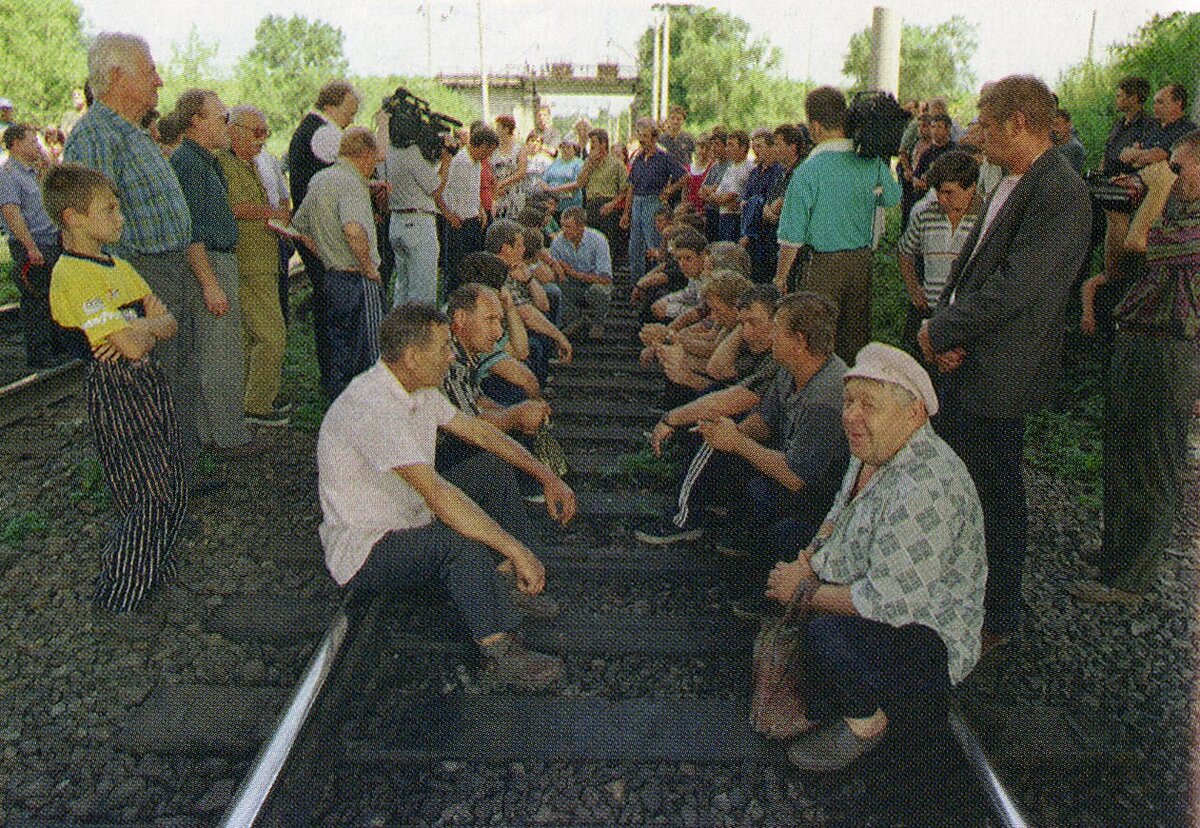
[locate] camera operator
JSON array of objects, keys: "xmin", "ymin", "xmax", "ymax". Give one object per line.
[{"xmin": 381, "ymin": 112, "xmax": 443, "ymax": 308}]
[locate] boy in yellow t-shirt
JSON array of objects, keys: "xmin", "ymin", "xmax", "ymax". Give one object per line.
[{"xmin": 46, "ymin": 164, "xmax": 187, "ymax": 613}]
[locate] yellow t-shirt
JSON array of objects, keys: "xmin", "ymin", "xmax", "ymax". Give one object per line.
[{"xmin": 49, "ymin": 253, "xmax": 151, "ymax": 348}]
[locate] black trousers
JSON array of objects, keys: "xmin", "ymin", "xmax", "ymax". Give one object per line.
[
  {"xmin": 443, "ymin": 217, "xmax": 486, "ymax": 296},
  {"xmin": 296, "ymin": 244, "xmax": 329, "ymax": 390},
  {"xmin": 10, "ymin": 240, "xmax": 72, "ymax": 368},
  {"xmin": 322, "ymin": 270, "xmax": 383, "ymax": 400}
]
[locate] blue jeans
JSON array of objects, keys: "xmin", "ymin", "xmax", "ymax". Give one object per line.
[
  {"xmin": 628, "ymin": 194, "xmax": 661, "ymax": 282},
  {"xmin": 389, "ymin": 212, "xmax": 439, "ymax": 307}
]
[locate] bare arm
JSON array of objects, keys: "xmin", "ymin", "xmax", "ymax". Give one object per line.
[
  {"xmin": 186, "ymin": 242, "xmax": 229, "ymax": 316},
  {"xmin": 343, "ymin": 222, "xmax": 382, "ymax": 282},
  {"xmin": 705, "ymin": 326, "xmax": 743, "ymax": 381},
  {"xmin": 697, "ymin": 415, "xmax": 804, "ymax": 491},
  {"xmin": 0, "ymin": 204, "xmax": 43, "ymax": 265},
  {"xmin": 898, "ymin": 254, "xmax": 929, "ymax": 309}
]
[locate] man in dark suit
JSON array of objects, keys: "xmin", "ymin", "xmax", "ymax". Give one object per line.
[{"xmin": 917, "ymin": 75, "xmax": 1092, "ymax": 650}]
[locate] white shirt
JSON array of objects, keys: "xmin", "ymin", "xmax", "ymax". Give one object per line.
[
  {"xmin": 317, "ymin": 362, "xmax": 458, "ymax": 585},
  {"xmin": 309, "ymin": 112, "xmax": 343, "ymax": 165},
  {"xmin": 442, "ymin": 147, "xmax": 482, "ymax": 221},
  {"xmin": 384, "ymin": 144, "xmax": 440, "ymax": 213},
  {"xmin": 951, "ymin": 173, "xmax": 1021, "ymax": 305},
  {"xmin": 254, "ymin": 150, "xmax": 289, "ymax": 209},
  {"xmin": 716, "ymin": 157, "xmax": 755, "ymax": 214}
]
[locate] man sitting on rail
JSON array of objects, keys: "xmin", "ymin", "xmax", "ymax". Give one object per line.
[
  {"xmin": 317, "ymin": 302, "xmax": 577, "ymax": 689},
  {"xmin": 635, "ymin": 291, "xmax": 849, "ymax": 561},
  {"xmin": 765, "ymin": 343, "xmax": 986, "ymax": 772}
]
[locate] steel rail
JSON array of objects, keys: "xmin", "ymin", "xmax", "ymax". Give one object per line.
[{"xmin": 948, "ymin": 703, "xmax": 1031, "ymax": 828}]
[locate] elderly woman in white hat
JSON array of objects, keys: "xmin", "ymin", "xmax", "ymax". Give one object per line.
[{"xmin": 765, "ymin": 342, "xmax": 987, "ymax": 772}]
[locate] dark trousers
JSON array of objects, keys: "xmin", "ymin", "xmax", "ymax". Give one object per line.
[
  {"xmin": 443, "ymin": 217, "xmax": 485, "ymax": 296},
  {"xmin": 10, "ymin": 240, "xmax": 71, "ymax": 368},
  {"xmin": 802, "ymin": 616, "xmax": 949, "ymax": 726},
  {"xmin": 349, "ymin": 453, "xmax": 531, "ymax": 640},
  {"xmin": 1097, "ymin": 335, "xmax": 1198, "ymax": 592},
  {"xmin": 87, "ymin": 359, "xmax": 188, "ymax": 613},
  {"xmin": 934, "ymin": 378, "xmax": 1027, "ymax": 635},
  {"xmin": 586, "ymin": 198, "xmax": 621, "ymax": 258},
  {"xmin": 322, "ymin": 270, "xmax": 383, "ymax": 401},
  {"xmin": 704, "ymin": 207, "xmax": 720, "ymax": 242},
  {"xmin": 672, "ymin": 438, "xmax": 823, "ymax": 561},
  {"xmin": 717, "ymin": 213, "xmax": 740, "ymax": 243},
  {"xmin": 747, "ymin": 236, "xmax": 778, "ymax": 284},
  {"xmin": 296, "ymin": 244, "xmax": 329, "ymax": 389},
  {"xmin": 801, "ymin": 248, "xmax": 874, "ymax": 366}
]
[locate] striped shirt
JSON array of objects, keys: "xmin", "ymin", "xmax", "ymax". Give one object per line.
[
  {"xmin": 898, "ymin": 197, "xmax": 981, "ymax": 305},
  {"xmin": 1115, "ymin": 192, "xmax": 1200, "ymax": 340},
  {"xmin": 63, "ymin": 102, "xmax": 192, "ymax": 258}
]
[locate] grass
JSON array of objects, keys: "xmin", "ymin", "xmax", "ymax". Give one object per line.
[
  {"xmin": 1, "ymin": 511, "xmax": 48, "ymax": 546},
  {"xmin": 0, "ymin": 258, "xmax": 17, "ymax": 305},
  {"xmin": 70, "ymin": 458, "xmax": 112, "ymax": 511}
]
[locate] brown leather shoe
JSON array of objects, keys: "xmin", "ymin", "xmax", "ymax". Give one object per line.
[{"xmin": 480, "ymin": 634, "xmax": 563, "ymax": 690}]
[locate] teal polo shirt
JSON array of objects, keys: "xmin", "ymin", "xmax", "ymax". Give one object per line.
[{"xmin": 777, "ymin": 139, "xmax": 901, "ymax": 253}]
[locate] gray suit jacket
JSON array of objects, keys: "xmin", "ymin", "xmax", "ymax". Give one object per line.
[{"xmin": 927, "ymin": 147, "xmax": 1091, "ymax": 418}]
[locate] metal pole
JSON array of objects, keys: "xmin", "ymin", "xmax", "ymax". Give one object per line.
[
  {"xmin": 868, "ymin": 6, "xmax": 901, "ymax": 96},
  {"xmin": 651, "ymin": 7, "xmax": 661, "ymax": 121},
  {"xmin": 660, "ymin": 5, "xmax": 671, "ymax": 120},
  {"xmin": 477, "ymin": 0, "xmax": 490, "ymax": 121},
  {"xmin": 1087, "ymin": 8, "xmax": 1097, "ymax": 63}
]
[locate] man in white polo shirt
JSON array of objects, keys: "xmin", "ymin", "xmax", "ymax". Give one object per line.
[{"xmin": 317, "ymin": 302, "xmax": 577, "ymax": 688}]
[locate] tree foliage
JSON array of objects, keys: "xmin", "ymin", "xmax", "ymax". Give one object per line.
[
  {"xmin": 842, "ymin": 16, "xmax": 977, "ymax": 105},
  {"xmin": 634, "ymin": 7, "xmax": 808, "ymax": 132},
  {"xmin": 1057, "ymin": 12, "xmax": 1200, "ymax": 170},
  {"xmin": 0, "ymin": 0, "xmax": 87, "ymax": 127},
  {"xmin": 159, "ymin": 26, "xmax": 236, "ymax": 114},
  {"xmin": 233, "ymin": 14, "xmax": 351, "ymax": 137}
]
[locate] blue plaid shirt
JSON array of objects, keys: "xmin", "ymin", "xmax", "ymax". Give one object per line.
[{"xmin": 63, "ymin": 101, "xmax": 192, "ymax": 258}]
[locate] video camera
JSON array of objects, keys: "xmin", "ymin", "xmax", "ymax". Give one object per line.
[
  {"xmin": 1085, "ymin": 171, "xmax": 1141, "ymax": 214},
  {"xmin": 381, "ymin": 86, "xmax": 463, "ymax": 163},
  {"xmin": 845, "ymin": 90, "xmax": 910, "ymax": 160}
]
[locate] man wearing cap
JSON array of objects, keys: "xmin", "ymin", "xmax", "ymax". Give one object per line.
[{"xmin": 765, "ymin": 342, "xmax": 986, "ymax": 772}]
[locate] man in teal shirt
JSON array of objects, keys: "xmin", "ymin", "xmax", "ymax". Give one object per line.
[{"xmin": 776, "ymin": 87, "xmax": 901, "ymax": 364}]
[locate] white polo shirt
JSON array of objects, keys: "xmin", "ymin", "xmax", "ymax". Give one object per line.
[
  {"xmin": 442, "ymin": 147, "xmax": 482, "ymax": 222},
  {"xmin": 317, "ymin": 361, "xmax": 458, "ymax": 585}
]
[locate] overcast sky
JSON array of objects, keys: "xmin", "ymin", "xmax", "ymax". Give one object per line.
[{"xmin": 76, "ymin": 0, "xmax": 1192, "ymax": 88}]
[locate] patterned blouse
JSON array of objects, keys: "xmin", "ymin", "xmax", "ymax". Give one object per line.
[
  {"xmin": 810, "ymin": 423, "xmax": 987, "ymax": 684},
  {"xmin": 1115, "ymin": 191, "xmax": 1200, "ymax": 341}
]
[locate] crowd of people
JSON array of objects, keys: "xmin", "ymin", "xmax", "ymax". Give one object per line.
[{"xmin": 2, "ymin": 27, "xmax": 1197, "ymax": 773}]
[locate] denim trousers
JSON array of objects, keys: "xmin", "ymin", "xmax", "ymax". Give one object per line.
[
  {"xmin": 389, "ymin": 212, "xmax": 440, "ymax": 307},
  {"xmin": 628, "ymin": 194, "xmax": 661, "ymax": 282}
]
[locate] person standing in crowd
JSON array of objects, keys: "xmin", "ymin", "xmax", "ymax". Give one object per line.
[
  {"xmin": 221, "ymin": 105, "xmax": 289, "ymax": 428},
  {"xmin": 251, "ymin": 128, "xmax": 293, "ymax": 324},
  {"xmin": 767, "ymin": 343, "xmax": 985, "ymax": 772},
  {"xmin": 65, "ymin": 32, "xmax": 214, "ymax": 491},
  {"xmin": 533, "ymin": 104, "xmax": 560, "ymax": 154},
  {"xmin": 918, "ymin": 75, "xmax": 1092, "ymax": 650},
  {"xmin": 761, "ymin": 123, "xmax": 812, "ymax": 235},
  {"xmin": 549, "ymin": 205, "xmax": 613, "ymax": 341},
  {"xmin": 292, "ymin": 128, "xmax": 386, "ymax": 401},
  {"xmin": 660, "ymin": 104, "xmax": 696, "ymax": 168},
  {"xmin": 490, "ymin": 114, "xmax": 529, "ymax": 220},
  {"xmin": 1052, "ymin": 109, "xmax": 1087, "ymax": 173},
  {"xmin": 776, "ymin": 86, "xmax": 901, "ymax": 365},
  {"xmin": 698, "ymin": 127, "xmax": 730, "ymax": 242},
  {"xmin": 1121, "ymin": 83, "xmax": 1197, "ymax": 170},
  {"xmin": 1073, "ymin": 130, "xmax": 1200, "ymax": 605},
  {"xmin": 740, "ymin": 128, "xmax": 784, "ymax": 284},
  {"xmin": 438, "ymin": 126, "xmax": 499, "ymax": 295},
  {"xmin": 287, "ymin": 80, "xmax": 362, "ymax": 394},
  {"xmin": 1099, "ymin": 77, "xmax": 1152, "ymax": 280},
  {"xmin": 541, "ymin": 138, "xmax": 584, "ymax": 216},
  {"xmin": 908, "ymin": 114, "xmax": 957, "ymax": 212},
  {"xmin": 383, "ymin": 125, "xmax": 442, "ymax": 307},
  {"xmin": 0, "ymin": 125, "xmax": 72, "ymax": 368},
  {"xmin": 573, "ymin": 119, "xmax": 591, "ymax": 159},
  {"xmin": 897, "ymin": 151, "xmax": 981, "ymax": 358},
  {"xmin": 318, "ymin": 302, "xmax": 575, "ymax": 688},
  {"xmin": 574, "ymin": 128, "xmax": 627, "ymax": 254},
  {"xmin": 621, "ymin": 118, "xmax": 685, "ymax": 285},
  {"xmin": 46, "ymin": 164, "xmax": 186, "ymax": 614},
  {"xmin": 714, "ymin": 130, "xmax": 754, "ymax": 242},
  {"xmin": 169, "ymin": 89, "xmax": 256, "ymax": 457}
]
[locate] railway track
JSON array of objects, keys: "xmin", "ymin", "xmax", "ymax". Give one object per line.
[
  {"xmin": 0, "ymin": 302, "xmax": 85, "ymax": 427},
  {"xmin": 218, "ymin": 281, "xmax": 1028, "ymax": 828}
]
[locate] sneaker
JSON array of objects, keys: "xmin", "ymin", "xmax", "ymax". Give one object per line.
[
  {"xmin": 633, "ymin": 517, "xmax": 703, "ymax": 546},
  {"xmin": 786, "ymin": 719, "xmax": 886, "ymax": 772},
  {"xmin": 480, "ymin": 634, "xmax": 563, "ymax": 690},
  {"xmin": 245, "ymin": 408, "xmax": 291, "ymax": 427}
]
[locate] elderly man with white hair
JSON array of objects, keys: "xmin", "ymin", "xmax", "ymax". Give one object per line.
[
  {"xmin": 65, "ymin": 32, "xmax": 215, "ymax": 489},
  {"xmin": 764, "ymin": 342, "xmax": 986, "ymax": 773}
]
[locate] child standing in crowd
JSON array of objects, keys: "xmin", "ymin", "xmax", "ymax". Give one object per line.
[{"xmin": 45, "ymin": 164, "xmax": 187, "ymax": 613}]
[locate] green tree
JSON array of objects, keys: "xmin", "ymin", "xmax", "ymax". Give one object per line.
[
  {"xmin": 234, "ymin": 14, "xmax": 351, "ymax": 137},
  {"xmin": 842, "ymin": 16, "xmax": 978, "ymax": 105},
  {"xmin": 353, "ymin": 75, "xmax": 478, "ymax": 129},
  {"xmin": 0, "ymin": 0, "xmax": 87, "ymax": 126},
  {"xmin": 634, "ymin": 6, "xmax": 807, "ymax": 132},
  {"xmin": 159, "ymin": 25, "xmax": 234, "ymax": 113}
]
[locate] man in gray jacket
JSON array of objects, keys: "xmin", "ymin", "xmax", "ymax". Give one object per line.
[{"xmin": 918, "ymin": 75, "xmax": 1092, "ymax": 649}]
